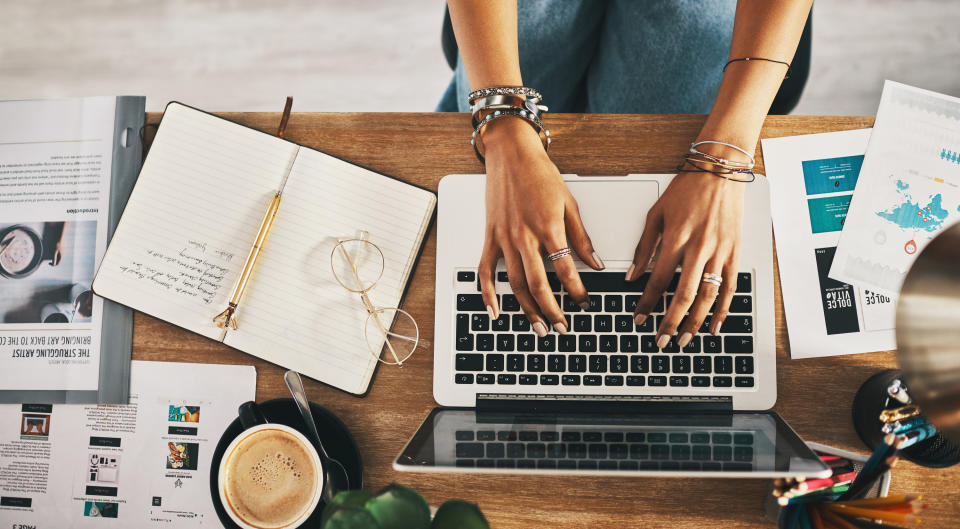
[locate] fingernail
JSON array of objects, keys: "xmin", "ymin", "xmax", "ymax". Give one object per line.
[
  {"xmin": 634, "ymin": 313, "xmax": 647, "ymax": 325},
  {"xmin": 533, "ymin": 321, "xmax": 548, "ymax": 337},
  {"xmin": 678, "ymin": 332, "xmax": 692, "ymax": 347},
  {"xmin": 578, "ymin": 300, "xmax": 591, "ymax": 310},
  {"xmin": 554, "ymin": 321, "xmax": 568, "ymax": 334},
  {"xmin": 592, "ymin": 251, "xmax": 606, "ymax": 270},
  {"xmin": 656, "ymin": 334, "xmax": 671, "ymax": 349},
  {"xmin": 625, "ymin": 264, "xmax": 637, "ymax": 281},
  {"xmin": 486, "ymin": 304, "xmax": 498, "ymax": 320}
]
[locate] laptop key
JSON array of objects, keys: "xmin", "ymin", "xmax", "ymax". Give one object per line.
[
  {"xmin": 492, "ymin": 315, "xmax": 510, "ymax": 331},
  {"xmin": 457, "ymin": 294, "xmax": 485, "ymax": 312},
  {"xmin": 681, "ymin": 336, "xmax": 701, "ymax": 354},
  {"xmin": 497, "ymin": 271, "xmax": 509, "ymax": 283},
  {"xmin": 627, "ymin": 375, "xmax": 645, "ymax": 386},
  {"xmin": 477, "ymin": 459, "xmax": 496, "ymax": 468},
  {"xmin": 648, "ymin": 376, "xmax": 667, "ymax": 386},
  {"xmin": 519, "ymin": 374, "xmax": 537, "ymax": 385},
  {"xmin": 506, "ymin": 354, "xmax": 524, "ymax": 371},
  {"xmin": 517, "ymin": 334, "xmax": 536, "ymax": 352},
  {"xmin": 735, "ymin": 356, "xmax": 754, "ymax": 374},
  {"xmin": 579, "ymin": 335, "xmax": 597, "ymax": 353},
  {"xmin": 455, "ymin": 373, "xmax": 473, "ymax": 384},
  {"xmin": 729, "ymin": 295, "xmax": 752, "ymax": 313},
  {"xmin": 476, "ymin": 334, "xmax": 494, "ymax": 351},
  {"xmin": 455, "ymin": 354, "xmax": 483, "ymax": 371},
  {"xmin": 652, "ymin": 355, "xmax": 669, "ymax": 373},
  {"xmin": 540, "ymin": 374, "xmax": 559, "ymax": 385},
  {"xmin": 471, "ymin": 313, "xmax": 489, "ymax": 331},
  {"xmin": 497, "ymin": 374, "xmax": 516, "ymax": 384},
  {"xmin": 457, "ymin": 271, "xmax": 475, "ymax": 282},
  {"xmin": 693, "ymin": 356, "xmax": 711, "ymax": 373},
  {"xmin": 507, "ymin": 443, "xmax": 525, "ymax": 458},
  {"xmin": 598, "ymin": 461, "xmax": 618, "ymax": 470},
  {"xmin": 703, "ymin": 335, "xmax": 722, "ymax": 354},
  {"xmin": 457, "ymin": 314, "xmax": 470, "ymax": 336},
  {"xmin": 519, "ymin": 431, "xmax": 538, "ymax": 441},
  {"xmin": 595, "ymin": 315, "xmax": 613, "ymax": 333},
  {"xmin": 736, "ymin": 272, "xmax": 751, "ymax": 293},
  {"xmin": 615, "ymin": 315, "xmax": 633, "ymax": 332},
  {"xmin": 496, "ymin": 334, "xmax": 515, "ymax": 351},
  {"xmin": 557, "ymin": 460, "xmax": 577, "ymax": 469},
  {"xmin": 548, "ymin": 355, "xmax": 566, "ymax": 372},
  {"xmin": 538, "ymin": 335, "xmax": 556, "ymax": 352},
  {"xmin": 584, "ymin": 375, "xmax": 602, "ymax": 386},
  {"xmin": 661, "ymin": 337, "xmax": 680, "ymax": 353},
  {"xmin": 735, "ymin": 376, "xmax": 755, "ymax": 387},
  {"xmin": 498, "ymin": 431, "xmax": 517, "ymax": 441},
  {"xmin": 573, "ymin": 315, "xmax": 592, "ymax": 332},
  {"xmin": 456, "ymin": 430, "xmax": 474, "ymax": 441},
  {"xmin": 569, "ymin": 355, "xmax": 586, "ymax": 372},
  {"xmin": 669, "ymin": 376, "xmax": 689, "ymax": 387},
  {"xmin": 725, "ymin": 336, "xmax": 753, "ymax": 354},
  {"xmin": 641, "ymin": 335, "xmax": 659, "ymax": 352},
  {"xmin": 559, "ymin": 334, "xmax": 577, "ymax": 352},
  {"xmin": 589, "ymin": 355, "xmax": 607, "ymax": 373},
  {"xmin": 456, "ymin": 443, "xmax": 484, "ymax": 458},
  {"xmin": 630, "ymin": 444, "xmax": 649, "ymax": 459},
  {"xmin": 513, "ymin": 314, "xmax": 530, "ymax": 331},
  {"xmin": 626, "ymin": 432, "xmax": 645, "ymax": 442},
  {"xmin": 485, "ymin": 354, "xmax": 503, "ymax": 371},
  {"xmin": 621, "ymin": 335, "xmax": 639, "ymax": 353},
  {"xmin": 713, "ymin": 376, "xmax": 732, "ymax": 387},
  {"xmin": 720, "ymin": 316, "xmax": 752, "ymax": 334},
  {"xmin": 605, "ymin": 375, "xmax": 624, "ymax": 386},
  {"xmin": 528, "ymin": 355, "xmax": 545, "ymax": 372},
  {"xmin": 496, "ymin": 460, "xmax": 515, "ymax": 468},
  {"xmin": 477, "ymin": 430, "xmax": 495, "ymax": 441},
  {"xmin": 672, "ymin": 356, "xmax": 691, "ymax": 373},
  {"xmin": 734, "ymin": 433, "xmax": 754, "ymax": 444},
  {"xmin": 562, "ymin": 431, "xmax": 581, "ymax": 442},
  {"xmin": 625, "ymin": 295, "xmax": 641, "ymax": 312},
  {"xmin": 605, "ymin": 295, "xmax": 623, "ymax": 313},
  {"xmin": 501, "ymin": 294, "xmax": 520, "ymax": 312},
  {"xmin": 714, "ymin": 356, "xmax": 733, "ymax": 374},
  {"xmin": 620, "ymin": 461, "xmax": 639, "ymax": 470},
  {"xmin": 455, "ymin": 459, "xmax": 475, "ymax": 467},
  {"xmin": 562, "ymin": 295, "xmax": 582, "ymax": 313},
  {"xmin": 456, "ymin": 334, "xmax": 473, "ymax": 351},
  {"xmin": 562, "ymin": 374, "xmax": 581, "ymax": 385},
  {"xmin": 540, "ymin": 431, "xmax": 558, "ymax": 442},
  {"xmin": 586, "ymin": 295, "xmax": 603, "ymax": 312},
  {"xmin": 610, "ymin": 355, "xmax": 628, "ymax": 373},
  {"xmin": 692, "ymin": 376, "xmax": 710, "ymax": 387},
  {"xmin": 599, "ymin": 335, "xmax": 618, "ymax": 352},
  {"xmin": 476, "ymin": 373, "xmax": 494, "ymax": 384}
]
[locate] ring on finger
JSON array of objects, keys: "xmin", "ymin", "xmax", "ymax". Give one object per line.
[
  {"xmin": 545, "ymin": 248, "xmax": 572, "ymax": 262},
  {"xmin": 701, "ymin": 272, "xmax": 723, "ymax": 286}
]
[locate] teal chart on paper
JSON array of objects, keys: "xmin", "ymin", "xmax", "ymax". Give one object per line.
[
  {"xmin": 831, "ymin": 81, "xmax": 960, "ymax": 294},
  {"xmin": 764, "ymin": 129, "xmax": 896, "ymax": 359}
]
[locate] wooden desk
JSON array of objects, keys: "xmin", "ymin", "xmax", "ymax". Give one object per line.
[{"xmin": 139, "ymin": 112, "xmax": 960, "ymax": 528}]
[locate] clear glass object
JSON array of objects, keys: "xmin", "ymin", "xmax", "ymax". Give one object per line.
[{"xmin": 330, "ymin": 231, "xmax": 423, "ymax": 366}]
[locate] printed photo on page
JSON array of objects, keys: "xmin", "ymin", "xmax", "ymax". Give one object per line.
[
  {"xmin": 762, "ymin": 129, "xmax": 896, "ymax": 358},
  {"xmin": 0, "ymin": 97, "xmax": 116, "ymax": 392},
  {"xmin": 830, "ymin": 81, "xmax": 960, "ymax": 294},
  {"xmin": 0, "ymin": 361, "xmax": 255, "ymax": 529}
]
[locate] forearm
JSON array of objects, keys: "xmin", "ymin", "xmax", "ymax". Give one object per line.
[
  {"xmin": 447, "ymin": 0, "xmax": 522, "ymax": 90},
  {"xmin": 698, "ymin": 0, "xmax": 813, "ymax": 155}
]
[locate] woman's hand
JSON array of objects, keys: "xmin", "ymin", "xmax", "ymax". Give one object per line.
[
  {"xmin": 478, "ymin": 117, "xmax": 605, "ymax": 337},
  {"xmin": 628, "ymin": 171, "xmax": 745, "ymax": 348}
]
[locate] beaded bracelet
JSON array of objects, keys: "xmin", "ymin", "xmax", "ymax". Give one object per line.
[
  {"xmin": 471, "ymin": 106, "xmax": 550, "ymax": 163},
  {"xmin": 679, "ymin": 156, "xmax": 756, "ymax": 183},
  {"xmin": 468, "ymin": 86, "xmax": 543, "ymax": 105}
]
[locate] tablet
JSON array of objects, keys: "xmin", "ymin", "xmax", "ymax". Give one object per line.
[{"xmin": 394, "ymin": 408, "xmax": 831, "ymax": 479}]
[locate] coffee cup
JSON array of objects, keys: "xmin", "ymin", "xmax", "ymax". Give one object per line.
[{"xmin": 217, "ymin": 401, "xmax": 324, "ymax": 529}]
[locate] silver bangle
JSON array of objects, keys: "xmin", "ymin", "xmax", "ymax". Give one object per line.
[
  {"xmin": 468, "ymin": 86, "xmax": 543, "ymax": 105},
  {"xmin": 689, "ymin": 140, "xmax": 755, "ymax": 167},
  {"xmin": 471, "ymin": 95, "xmax": 548, "ymax": 128},
  {"xmin": 471, "ymin": 107, "xmax": 551, "ymax": 163}
]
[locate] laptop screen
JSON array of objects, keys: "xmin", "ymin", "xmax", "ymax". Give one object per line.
[{"xmin": 395, "ymin": 408, "xmax": 830, "ymax": 478}]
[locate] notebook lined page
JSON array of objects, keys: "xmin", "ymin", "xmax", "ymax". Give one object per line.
[
  {"xmin": 93, "ymin": 103, "xmax": 298, "ymax": 340},
  {"xmin": 224, "ymin": 147, "xmax": 436, "ymax": 394}
]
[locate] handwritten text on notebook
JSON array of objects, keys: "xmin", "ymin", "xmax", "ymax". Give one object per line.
[{"xmin": 117, "ymin": 241, "xmax": 234, "ymax": 304}]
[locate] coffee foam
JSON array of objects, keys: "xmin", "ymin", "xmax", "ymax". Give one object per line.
[{"xmin": 224, "ymin": 429, "xmax": 320, "ymax": 528}]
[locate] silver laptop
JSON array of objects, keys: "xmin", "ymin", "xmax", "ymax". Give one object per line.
[{"xmin": 395, "ymin": 174, "xmax": 828, "ymax": 478}]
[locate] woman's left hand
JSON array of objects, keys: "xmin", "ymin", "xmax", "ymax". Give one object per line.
[{"xmin": 627, "ymin": 171, "xmax": 745, "ymax": 348}]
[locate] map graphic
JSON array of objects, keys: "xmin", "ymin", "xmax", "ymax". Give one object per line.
[{"xmin": 875, "ymin": 178, "xmax": 957, "ymax": 233}]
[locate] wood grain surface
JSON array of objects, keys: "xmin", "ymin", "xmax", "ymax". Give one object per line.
[{"xmin": 138, "ymin": 112, "xmax": 959, "ymax": 528}]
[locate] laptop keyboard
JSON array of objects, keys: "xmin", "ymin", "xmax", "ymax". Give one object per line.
[
  {"xmin": 453, "ymin": 270, "xmax": 756, "ymax": 390},
  {"xmin": 453, "ymin": 427, "xmax": 757, "ymax": 471}
]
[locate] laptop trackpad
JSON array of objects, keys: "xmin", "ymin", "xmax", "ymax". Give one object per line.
[{"xmin": 566, "ymin": 180, "xmax": 661, "ymax": 265}]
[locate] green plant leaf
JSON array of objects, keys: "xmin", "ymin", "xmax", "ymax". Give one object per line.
[
  {"xmin": 322, "ymin": 506, "xmax": 380, "ymax": 529},
  {"xmin": 322, "ymin": 490, "xmax": 376, "ymax": 527},
  {"xmin": 363, "ymin": 483, "xmax": 431, "ymax": 529},
  {"xmin": 430, "ymin": 500, "xmax": 490, "ymax": 529}
]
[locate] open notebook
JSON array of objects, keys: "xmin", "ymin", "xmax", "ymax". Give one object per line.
[{"xmin": 93, "ymin": 103, "xmax": 436, "ymax": 395}]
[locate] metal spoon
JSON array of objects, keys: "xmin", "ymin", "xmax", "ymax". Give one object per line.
[{"xmin": 283, "ymin": 370, "xmax": 350, "ymax": 503}]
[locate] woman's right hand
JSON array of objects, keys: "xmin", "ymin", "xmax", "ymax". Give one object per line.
[{"xmin": 477, "ymin": 117, "xmax": 605, "ymax": 337}]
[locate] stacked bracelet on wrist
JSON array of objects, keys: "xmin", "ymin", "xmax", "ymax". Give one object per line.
[
  {"xmin": 468, "ymin": 85, "xmax": 550, "ymax": 163},
  {"xmin": 680, "ymin": 140, "xmax": 756, "ymax": 183}
]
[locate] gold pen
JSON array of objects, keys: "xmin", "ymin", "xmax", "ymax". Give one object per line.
[{"xmin": 213, "ymin": 191, "xmax": 283, "ymax": 331}]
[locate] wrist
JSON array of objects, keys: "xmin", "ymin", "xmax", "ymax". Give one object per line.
[{"xmin": 480, "ymin": 116, "xmax": 547, "ymax": 157}]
